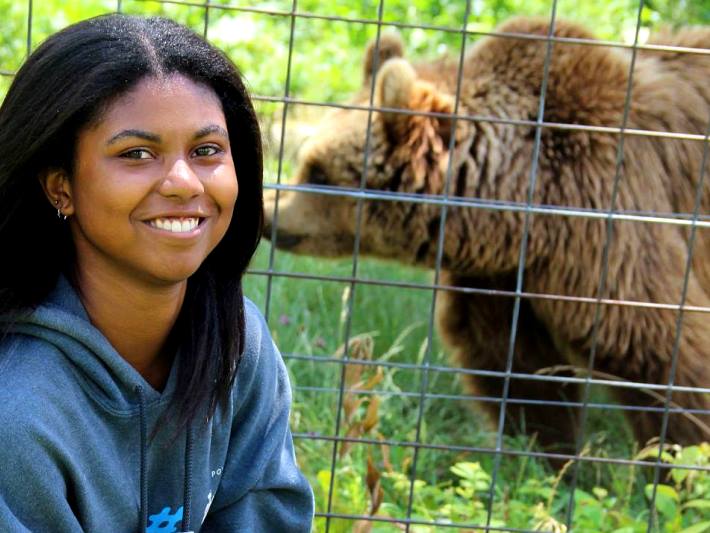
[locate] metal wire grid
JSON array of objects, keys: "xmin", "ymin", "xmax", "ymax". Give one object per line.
[{"xmin": 2, "ymin": 0, "xmax": 708, "ymax": 531}]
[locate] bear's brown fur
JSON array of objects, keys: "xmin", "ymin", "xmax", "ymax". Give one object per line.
[{"xmin": 263, "ymin": 17, "xmax": 710, "ymax": 452}]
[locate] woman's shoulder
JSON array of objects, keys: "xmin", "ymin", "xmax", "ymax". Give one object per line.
[
  {"xmin": 0, "ymin": 333, "xmax": 70, "ymax": 382},
  {"xmin": 231, "ymin": 297, "xmax": 288, "ymax": 404},
  {"xmin": 242, "ymin": 296, "xmax": 268, "ymax": 336},
  {"xmin": 241, "ymin": 296, "xmax": 278, "ymax": 362},
  {"xmin": 0, "ymin": 334, "xmax": 80, "ymax": 426},
  {"xmin": 0, "ymin": 337, "xmax": 81, "ymax": 506}
]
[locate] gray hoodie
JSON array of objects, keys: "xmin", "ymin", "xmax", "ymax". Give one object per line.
[{"xmin": 0, "ymin": 276, "xmax": 314, "ymax": 532}]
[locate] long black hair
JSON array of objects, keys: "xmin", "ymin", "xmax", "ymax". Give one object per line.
[{"xmin": 0, "ymin": 14, "xmax": 263, "ymax": 428}]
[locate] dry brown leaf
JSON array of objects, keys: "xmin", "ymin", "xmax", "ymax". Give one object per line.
[
  {"xmin": 348, "ymin": 335, "xmax": 374, "ymax": 361},
  {"xmin": 362, "ymin": 366, "xmax": 384, "ymax": 391},
  {"xmin": 366, "ymin": 455, "xmax": 384, "ymax": 515},
  {"xmin": 344, "ymin": 362, "xmax": 363, "ymax": 388},
  {"xmin": 366, "ymin": 455, "xmax": 381, "ymax": 492},
  {"xmin": 363, "ymin": 397, "xmax": 380, "ymax": 433},
  {"xmin": 370, "ymin": 484, "xmax": 384, "ymax": 516},
  {"xmin": 343, "ymin": 395, "xmax": 365, "ymax": 423},
  {"xmin": 339, "ymin": 422, "xmax": 364, "ymax": 458},
  {"xmin": 377, "ymin": 434, "xmax": 393, "ymax": 472}
]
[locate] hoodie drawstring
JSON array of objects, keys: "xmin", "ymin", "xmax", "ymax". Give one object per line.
[
  {"xmin": 134, "ymin": 385, "xmax": 195, "ymax": 533},
  {"xmin": 182, "ymin": 424, "xmax": 194, "ymax": 532},
  {"xmin": 136, "ymin": 385, "xmax": 148, "ymax": 533}
]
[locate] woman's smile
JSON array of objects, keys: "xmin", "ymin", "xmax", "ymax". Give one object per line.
[{"xmin": 146, "ymin": 217, "xmax": 203, "ymax": 234}]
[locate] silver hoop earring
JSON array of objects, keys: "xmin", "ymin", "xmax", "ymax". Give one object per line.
[{"xmin": 55, "ymin": 200, "xmax": 67, "ymax": 221}]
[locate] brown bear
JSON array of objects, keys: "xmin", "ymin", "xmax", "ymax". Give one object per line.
[{"xmin": 263, "ymin": 17, "xmax": 710, "ymax": 453}]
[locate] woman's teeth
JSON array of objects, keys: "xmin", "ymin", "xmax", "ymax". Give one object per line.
[{"xmin": 149, "ymin": 217, "xmax": 200, "ymax": 233}]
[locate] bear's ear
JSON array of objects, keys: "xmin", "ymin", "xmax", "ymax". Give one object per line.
[
  {"xmin": 375, "ymin": 58, "xmax": 456, "ymax": 143},
  {"xmin": 375, "ymin": 60, "xmax": 462, "ymax": 193},
  {"xmin": 363, "ymin": 33, "xmax": 405, "ymax": 86},
  {"xmin": 375, "ymin": 57, "xmax": 417, "ymax": 134}
]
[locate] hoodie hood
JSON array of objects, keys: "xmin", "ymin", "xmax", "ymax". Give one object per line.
[{"xmin": 2, "ymin": 275, "xmax": 178, "ymax": 410}]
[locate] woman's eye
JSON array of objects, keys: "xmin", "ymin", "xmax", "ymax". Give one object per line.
[
  {"xmin": 120, "ymin": 149, "xmax": 152, "ymax": 160},
  {"xmin": 193, "ymin": 145, "xmax": 221, "ymax": 157}
]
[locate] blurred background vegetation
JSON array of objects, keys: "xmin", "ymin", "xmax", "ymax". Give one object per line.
[
  {"xmin": 1, "ymin": 1, "xmax": 709, "ymax": 531},
  {"xmin": 2, "ymin": 0, "xmax": 710, "ymax": 106}
]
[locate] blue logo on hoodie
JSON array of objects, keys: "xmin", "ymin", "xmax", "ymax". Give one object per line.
[{"xmin": 146, "ymin": 506, "xmax": 183, "ymax": 533}]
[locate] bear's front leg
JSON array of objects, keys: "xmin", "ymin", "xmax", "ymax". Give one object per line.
[{"xmin": 436, "ymin": 272, "xmax": 581, "ymax": 456}]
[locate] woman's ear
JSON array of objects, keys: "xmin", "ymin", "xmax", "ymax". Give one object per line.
[{"xmin": 39, "ymin": 170, "xmax": 75, "ymax": 218}]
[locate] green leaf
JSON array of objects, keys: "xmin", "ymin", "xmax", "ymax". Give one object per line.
[
  {"xmin": 677, "ymin": 521, "xmax": 710, "ymax": 533},
  {"xmin": 450, "ymin": 461, "xmax": 485, "ymax": 481},
  {"xmin": 645, "ymin": 484, "xmax": 679, "ymax": 520},
  {"xmin": 683, "ymin": 499, "xmax": 710, "ymax": 510},
  {"xmin": 676, "ymin": 446, "xmax": 703, "ymax": 466},
  {"xmin": 574, "ymin": 489, "xmax": 597, "ymax": 504},
  {"xmin": 672, "ymin": 467, "xmax": 690, "ymax": 485},
  {"xmin": 593, "ymin": 487, "xmax": 609, "ymax": 500},
  {"xmin": 672, "ymin": 446, "xmax": 705, "ymax": 484}
]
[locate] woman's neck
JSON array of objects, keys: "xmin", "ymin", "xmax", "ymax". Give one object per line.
[{"xmin": 72, "ymin": 267, "xmax": 187, "ymax": 391}]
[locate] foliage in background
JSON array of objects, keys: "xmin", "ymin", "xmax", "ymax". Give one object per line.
[{"xmin": 2, "ymin": 0, "xmax": 710, "ymax": 106}]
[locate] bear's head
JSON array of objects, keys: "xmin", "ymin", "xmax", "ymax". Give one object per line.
[{"xmin": 263, "ymin": 33, "xmax": 471, "ymax": 265}]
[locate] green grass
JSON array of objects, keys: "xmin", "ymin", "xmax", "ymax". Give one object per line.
[{"xmin": 239, "ymin": 243, "xmax": 703, "ymax": 532}]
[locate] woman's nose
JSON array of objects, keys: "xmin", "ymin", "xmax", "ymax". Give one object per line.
[{"xmin": 159, "ymin": 158, "xmax": 205, "ymax": 199}]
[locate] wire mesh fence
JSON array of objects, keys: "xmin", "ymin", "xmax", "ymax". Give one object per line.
[{"xmin": 2, "ymin": 1, "xmax": 709, "ymax": 531}]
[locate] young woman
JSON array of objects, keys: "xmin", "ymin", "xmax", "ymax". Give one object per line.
[{"xmin": 0, "ymin": 14, "xmax": 313, "ymax": 532}]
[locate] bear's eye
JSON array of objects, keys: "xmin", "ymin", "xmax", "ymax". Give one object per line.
[{"xmin": 308, "ymin": 164, "xmax": 328, "ymax": 185}]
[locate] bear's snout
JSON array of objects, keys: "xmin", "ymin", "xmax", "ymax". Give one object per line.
[{"xmin": 262, "ymin": 223, "xmax": 304, "ymax": 250}]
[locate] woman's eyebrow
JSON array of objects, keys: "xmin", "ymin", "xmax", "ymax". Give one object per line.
[
  {"xmin": 105, "ymin": 125, "xmax": 227, "ymax": 146},
  {"xmin": 194, "ymin": 125, "xmax": 229, "ymax": 140},
  {"xmin": 106, "ymin": 129, "xmax": 161, "ymax": 146}
]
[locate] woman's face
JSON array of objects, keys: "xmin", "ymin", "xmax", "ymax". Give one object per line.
[{"xmin": 65, "ymin": 74, "xmax": 238, "ymax": 287}]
